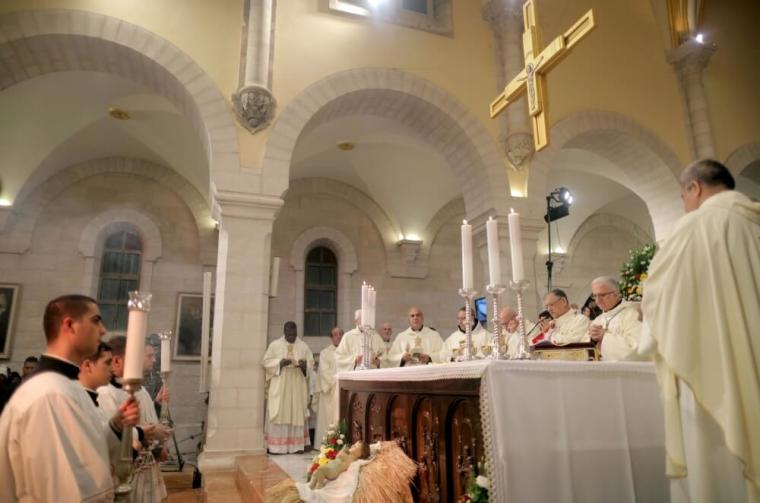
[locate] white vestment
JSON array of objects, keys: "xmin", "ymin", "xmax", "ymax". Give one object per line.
[
  {"xmin": 263, "ymin": 337, "xmax": 314, "ymax": 453},
  {"xmin": 334, "ymin": 327, "xmax": 386, "ymax": 373},
  {"xmin": 591, "ymin": 301, "xmax": 645, "ymax": 361},
  {"xmin": 98, "ymin": 382, "xmax": 167, "ymax": 503},
  {"xmin": 314, "ymin": 344, "xmax": 338, "ymax": 446},
  {"xmin": 505, "ymin": 320, "xmax": 537, "ymax": 358},
  {"xmin": 549, "ymin": 310, "xmax": 591, "ymax": 345},
  {"xmin": 440, "ymin": 324, "xmax": 488, "ymax": 362},
  {"xmin": 378, "ymin": 339, "xmax": 394, "ymax": 368},
  {"xmin": 0, "ymin": 368, "xmax": 119, "ymax": 502},
  {"xmin": 387, "ymin": 326, "xmax": 444, "ymax": 366},
  {"xmin": 640, "ymin": 190, "xmax": 760, "ymax": 501}
]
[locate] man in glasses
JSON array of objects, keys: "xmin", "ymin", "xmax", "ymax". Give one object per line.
[
  {"xmin": 543, "ymin": 289, "xmax": 589, "ymax": 345},
  {"xmin": 587, "ymin": 276, "xmax": 643, "ymax": 361}
]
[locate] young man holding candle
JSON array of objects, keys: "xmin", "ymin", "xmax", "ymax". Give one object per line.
[
  {"xmin": 0, "ymin": 294, "xmax": 140, "ymax": 502},
  {"xmin": 263, "ymin": 321, "xmax": 314, "ymax": 454},
  {"xmin": 387, "ymin": 307, "xmax": 444, "ymax": 366}
]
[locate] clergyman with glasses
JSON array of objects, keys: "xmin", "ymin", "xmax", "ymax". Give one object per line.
[
  {"xmin": 544, "ymin": 289, "xmax": 590, "ymax": 345},
  {"xmin": 587, "ymin": 276, "xmax": 645, "ymax": 361}
]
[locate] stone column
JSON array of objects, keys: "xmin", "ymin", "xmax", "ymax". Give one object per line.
[
  {"xmin": 232, "ymin": 0, "xmax": 278, "ymax": 133},
  {"xmin": 482, "ymin": 2, "xmax": 535, "ymax": 175},
  {"xmin": 199, "ymin": 191, "xmax": 283, "ymax": 469},
  {"xmin": 667, "ymin": 39, "xmax": 717, "ymax": 160}
]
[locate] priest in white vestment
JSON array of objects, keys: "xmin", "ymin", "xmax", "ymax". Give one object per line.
[
  {"xmin": 0, "ymin": 294, "xmax": 139, "ymax": 503},
  {"xmin": 640, "ymin": 160, "xmax": 760, "ymax": 502},
  {"xmin": 544, "ymin": 289, "xmax": 590, "ymax": 345},
  {"xmin": 374, "ymin": 322, "xmax": 395, "ymax": 368},
  {"xmin": 263, "ymin": 321, "xmax": 314, "ymax": 454},
  {"xmin": 314, "ymin": 327, "xmax": 342, "ymax": 446},
  {"xmin": 440, "ymin": 307, "xmax": 489, "ymax": 361},
  {"xmin": 587, "ymin": 276, "xmax": 645, "ymax": 361},
  {"xmin": 387, "ymin": 307, "xmax": 444, "ymax": 366},
  {"xmin": 98, "ymin": 336, "xmax": 170, "ymax": 503},
  {"xmin": 335, "ymin": 310, "xmax": 386, "ymax": 372},
  {"xmin": 499, "ymin": 307, "xmax": 537, "ymax": 358}
]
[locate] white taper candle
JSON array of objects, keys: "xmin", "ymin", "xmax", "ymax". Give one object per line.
[
  {"xmin": 508, "ymin": 208, "xmax": 525, "ymax": 282},
  {"xmin": 361, "ymin": 282, "xmax": 369, "ymax": 326},
  {"xmin": 486, "ymin": 216, "xmax": 502, "ymax": 286},
  {"xmin": 461, "ymin": 220, "xmax": 473, "ymax": 290},
  {"xmin": 161, "ymin": 337, "xmax": 171, "ymax": 372}
]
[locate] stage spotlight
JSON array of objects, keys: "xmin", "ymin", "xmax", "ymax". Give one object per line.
[{"xmin": 544, "ymin": 187, "xmax": 574, "ymax": 290}]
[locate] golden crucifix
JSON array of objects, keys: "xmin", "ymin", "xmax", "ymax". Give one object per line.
[{"xmin": 490, "ymin": 1, "xmax": 595, "ymax": 151}]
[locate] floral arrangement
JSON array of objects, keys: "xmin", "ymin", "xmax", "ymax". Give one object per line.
[
  {"xmin": 620, "ymin": 243, "xmax": 657, "ymax": 301},
  {"xmin": 307, "ymin": 419, "xmax": 348, "ymax": 481},
  {"xmin": 461, "ymin": 459, "xmax": 490, "ymax": 502}
]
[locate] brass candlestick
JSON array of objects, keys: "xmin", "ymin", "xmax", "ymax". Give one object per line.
[
  {"xmin": 509, "ymin": 280, "xmax": 532, "ymax": 360},
  {"xmin": 486, "ymin": 284, "xmax": 507, "ymax": 360},
  {"xmin": 114, "ymin": 379, "xmax": 141, "ymax": 503}
]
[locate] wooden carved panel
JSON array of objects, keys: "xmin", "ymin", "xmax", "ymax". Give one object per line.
[
  {"xmin": 348, "ymin": 392, "xmax": 365, "ymax": 443},
  {"xmin": 449, "ymin": 399, "xmax": 481, "ymax": 500},
  {"xmin": 415, "ymin": 398, "xmax": 441, "ymax": 503},
  {"xmin": 367, "ymin": 393, "xmax": 385, "ymax": 444},
  {"xmin": 389, "ymin": 395, "xmax": 411, "ymax": 455}
]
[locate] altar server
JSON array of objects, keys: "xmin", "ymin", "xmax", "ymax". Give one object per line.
[
  {"xmin": 587, "ymin": 276, "xmax": 644, "ymax": 361},
  {"xmin": 440, "ymin": 306, "xmax": 488, "ymax": 361},
  {"xmin": 0, "ymin": 294, "xmax": 139, "ymax": 502},
  {"xmin": 314, "ymin": 327, "xmax": 342, "ymax": 445},
  {"xmin": 641, "ymin": 159, "xmax": 760, "ymax": 502},
  {"xmin": 388, "ymin": 307, "xmax": 444, "ymax": 366},
  {"xmin": 335, "ymin": 309, "xmax": 385, "ymax": 372},
  {"xmin": 263, "ymin": 321, "xmax": 314, "ymax": 454},
  {"xmin": 544, "ymin": 289, "xmax": 590, "ymax": 344}
]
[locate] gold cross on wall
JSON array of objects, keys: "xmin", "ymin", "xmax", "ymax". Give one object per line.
[{"xmin": 490, "ymin": 1, "xmax": 596, "ymax": 152}]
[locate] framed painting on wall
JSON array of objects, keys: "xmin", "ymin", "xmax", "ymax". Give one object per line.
[
  {"xmin": 0, "ymin": 284, "xmax": 21, "ymax": 359},
  {"xmin": 173, "ymin": 293, "xmax": 214, "ymax": 361}
]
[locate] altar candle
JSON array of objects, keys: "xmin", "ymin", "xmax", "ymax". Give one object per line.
[
  {"xmin": 161, "ymin": 337, "xmax": 171, "ymax": 372},
  {"xmin": 486, "ymin": 216, "xmax": 502, "ymax": 286},
  {"xmin": 361, "ymin": 282, "xmax": 369, "ymax": 326},
  {"xmin": 124, "ymin": 309, "xmax": 147, "ymax": 381},
  {"xmin": 508, "ymin": 208, "xmax": 525, "ymax": 282},
  {"xmin": 368, "ymin": 287, "xmax": 376, "ymax": 328},
  {"xmin": 461, "ymin": 220, "xmax": 473, "ymax": 291}
]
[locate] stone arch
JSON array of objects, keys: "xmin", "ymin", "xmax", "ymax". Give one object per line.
[
  {"xmin": 262, "ymin": 68, "xmax": 508, "ymax": 220},
  {"xmin": 289, "ymin": 226, "xmax": 359, "ymax": 333},
  {"xmin": 725, "ymin": 141, "xmax": 760, "ymax": 176},
  {"xmin": 566, "ymin": 213, "xmax": 653, "ymax": 260},
  {"xmin": 4, "ymin": 157, "xmax": 215, "ymax": 262},
  {"xmin": 0, "ymin": 9, "xmax": 241, "ymax": 194},
  {"xmin": 77, "ymin": 207, "xmax": 163, "ymax": 296},
  {"xmin": 530, "ymin": 110, "xmax": 684, "ymax": 239}
]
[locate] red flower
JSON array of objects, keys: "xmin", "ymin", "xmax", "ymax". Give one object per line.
[
  {"xmin": 330, "ymin": 438, "xmax": 338, "ymax": 446},
  {"xmin": 326, "ymin": 450, "xmax": 337, "ymax": 460},
  {"xmin": 310, "ymin": 463, "xmax": 319, "ymax": 473}
]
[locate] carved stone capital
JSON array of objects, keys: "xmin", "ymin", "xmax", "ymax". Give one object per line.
[
  {"xmin": 666, "ymin": 39, "xmax": 716, "ymax": 76},
  {"xmin": 397, "ymin": 239, "xmax": 422, "ymax": 264},
  {"xmin": 504, "ymin": 133, "xmax": 535, "ymax": 171},
  {"xmin": 232, "ymin": 84, "xmax": 277, "ymax": 134}
]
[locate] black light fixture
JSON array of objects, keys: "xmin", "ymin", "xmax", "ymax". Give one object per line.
[{"xmin": 545, "ymin": 187, "xmax": 574, "ymax": 291}]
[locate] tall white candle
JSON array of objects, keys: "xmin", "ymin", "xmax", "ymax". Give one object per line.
[
  {"xmin": 361, "ymin": 282, "xmax": 369, "ymax": 326},
  {"xmin": 368, "ymin": 287, "xmax": 376, "ymax": 328},
  {"xmin": 124, "ymin": 309, "xmax": 147, "ymax": 381},
  {"xmin": 161, "ymin": 337, "xmax": 171, "ymax": 372},
  {"xmin": 461, "ymin": 220, "xmax": 473, "ymax": 290},
  {"xmin": 486, "ymin": 216, "xmax": 502, "ymax": 286},
  {"xmin": 508, "ymin": 208, "xmax": 525, "ymax": 282}
]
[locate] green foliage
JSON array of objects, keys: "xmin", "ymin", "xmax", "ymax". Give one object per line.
[
  {"xmin": 620, "ymin": 243, "xmax": 657, "ymax": 301},
  {"xmin": 461, "ymin": 459, "xmax": 490, "ymax": 502}
]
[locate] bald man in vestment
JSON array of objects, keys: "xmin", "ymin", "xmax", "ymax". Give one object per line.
[
  {"xmin": 387, "ymin": 307, "xmax": 443, "ymax": 366},
  {"xmin": 640, "ymin": 159, "xmax": 760, "ymax": 502}
]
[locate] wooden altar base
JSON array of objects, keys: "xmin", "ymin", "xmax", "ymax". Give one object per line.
[{"xmin": 340, "ymin": 377, "xmax": 483, "ymax": 503}]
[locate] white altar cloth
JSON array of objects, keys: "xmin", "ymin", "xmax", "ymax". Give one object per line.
[{"xmin": 339, "ymin": 360, "xmax": 668, "ymax": 502}]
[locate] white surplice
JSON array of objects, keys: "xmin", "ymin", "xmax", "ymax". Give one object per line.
[
  {"xmin": 549, "ymin": 310, "xmax": 591, "ymax": 345},
  {"xmin": 263, "ymin": 336, "xmax": 314, "ymax": 453},
  {"xmin": 387, "ymin": 326, "xmax": 444, "ymax": 366},
  {"xmin": 0, "ymin": 371, "xmax": 119, "ymax": 502},
  {"xmin": 334, "ymin": 327, "xmax": 386, "ymax": 373},
  {"xmin": 440, "ymin": 323, "xmax": 489, "ymax": 362},
  {"xmin": 640, "ymin": 190, "xmax": 760, "ymax": 501},
  {"xmin": 592, "ymin": 301, "xmax": 645, "ymax": 362},
  {"xmin": 314, "ymin": 344, "xmax": 338, "ymax": 446}
]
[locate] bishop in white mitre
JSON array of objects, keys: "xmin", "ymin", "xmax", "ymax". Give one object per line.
[
  {"xmin": 263, "ymin": 321, "xmax": 314, "ymax": 454},
  {"xmin": 440, "ymin": 306, "xmax": 489, "ymax": 362},
  {"xmin": 335, "ymin": 309, "xmax": 386, "ymax": 372},
  {"xmin": 387, "ymin": 307, "xmax": 444, "ymax": 366},
  {"xmin": 314, "ymin": 327, "xmax": 342, "ymax": 446},
  {"xmin": 640, "ymin": 160, "xmax": 759, "ymax": 502},
  {"xmin": 586, "ymin": 276, "xmax": 645, "ymax": 361},
  {"xmin": 98, "ymin": 336, "xmax": 169, "ymax": 503},
  {"xmin": 0, "ymin": 295, "xmax": 139, "ymax": 503},
  {"xmin": 544, "ymin": 289, "xmax": 590, "ymax": 345}
]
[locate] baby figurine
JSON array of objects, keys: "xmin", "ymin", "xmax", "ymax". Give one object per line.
[{"xmin": 308, "ymin": 441, "xmax": 370, "ymax": 490}]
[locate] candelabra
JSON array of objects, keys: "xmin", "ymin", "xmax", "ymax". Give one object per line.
[
  {"xmin": 457, "ymin": 288, "xmax": 478, "ymax": 361},
  {"xmin": 357, "ymin": 325, "xmax": 374, "ymax": 370},
  {"xmin": 485, "ymin": 284, "xmax": 506, "ymax": 360},
  {"xmin": 509, "ymin": 280, "xmax": 532, "ymax": 360},
  {"xmin": 158, "ymin": 330, "xmax": 173, "ymax": 426}
]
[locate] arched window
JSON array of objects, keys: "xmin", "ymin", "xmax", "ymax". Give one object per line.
[
  {"xmin": 304, "ymin": 246, "xmax": 337, "ymax": 337},
  {"xmin": 98, "ymin": 230, "xmax": 142, "ymax": 331}
]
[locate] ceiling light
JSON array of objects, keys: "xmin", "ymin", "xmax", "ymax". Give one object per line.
[
  {"xmin": 108, "ymin": 107, "xmax": 131, "ymax": 120},
  {"xmin": 695, "ymin": 33, "xmax": 704, "ymax": 44},
  {"xmin": 337, "ymin": 141, "xmax": 355, "ymax": 151},
  {"xmin": 0, "ymin": 198, "xmax": 11, "ymax": 207}
]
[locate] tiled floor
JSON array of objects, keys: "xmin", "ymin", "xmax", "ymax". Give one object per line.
[{"xmin": 268, "ymin": 450, "xmax": 318, "ymax": 482}]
